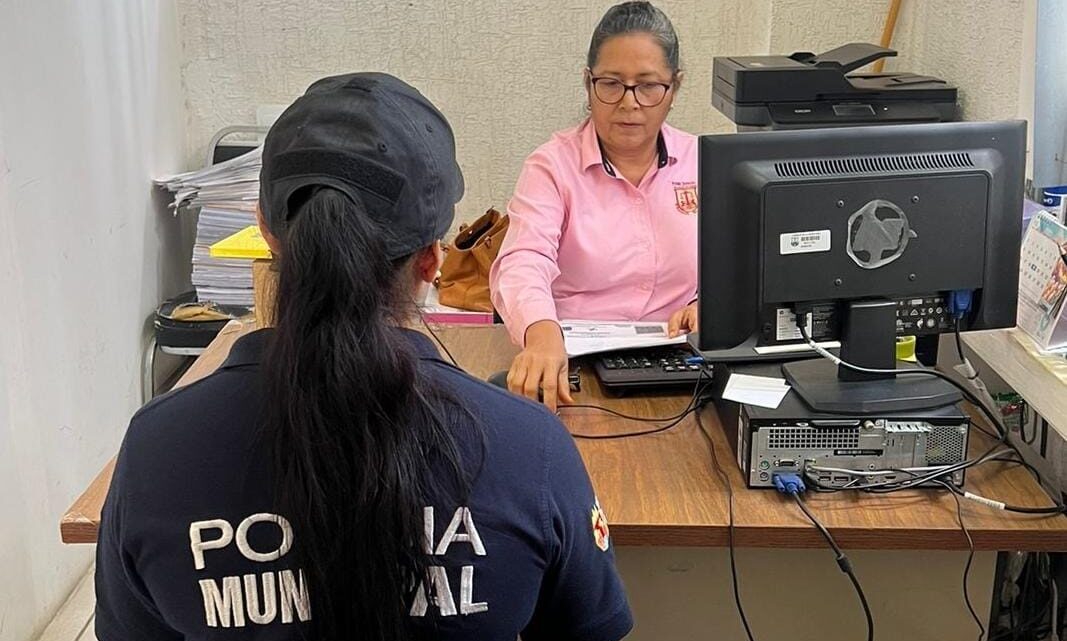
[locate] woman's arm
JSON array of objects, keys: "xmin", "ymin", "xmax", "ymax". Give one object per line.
[{"xmin": 490, "ymin": 151, "xmax": 567, "ymax": 345}]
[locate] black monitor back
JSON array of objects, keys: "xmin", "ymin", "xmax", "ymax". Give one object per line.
[{"xmin": 696, "ymin": 120, "xmax": 1025, "ymax": 352}]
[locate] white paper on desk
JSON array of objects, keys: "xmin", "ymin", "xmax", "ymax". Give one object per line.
[
  {"xmin": 721, "ymin": 373, "xmax": 791, "ymax": 409},
  {"xmin": 559, "ymin": 320, "xmax": 687, "ymax": 357}
]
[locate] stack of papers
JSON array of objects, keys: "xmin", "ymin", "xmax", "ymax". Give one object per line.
[
  {"xmin": 155, "ymin": 148, "xmax": 262, "ymax": 307},
  {"xmin": 559, "ymin": 320, "xmax": 686, "ymax": 357},
  {"xmin": 721, "ymin": 373, "xmax": 791, "ymax": 409}
]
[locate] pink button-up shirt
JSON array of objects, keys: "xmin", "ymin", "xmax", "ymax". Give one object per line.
[{"xmin": 490, "ymin": 119, "xmax": 698, "ymax": 345}]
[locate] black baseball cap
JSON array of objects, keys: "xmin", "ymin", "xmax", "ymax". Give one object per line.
[{"xmin": 260, "ymin": 72, "xmax": 464, "ymax": 259}]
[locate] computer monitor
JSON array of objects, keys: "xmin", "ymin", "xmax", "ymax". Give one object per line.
[{"xmin": 692, "ymin": 120, "xmax": 1025, "ymax": 413}]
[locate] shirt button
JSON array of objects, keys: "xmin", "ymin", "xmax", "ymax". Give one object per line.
[
  {"xmin": 634, "ymin": 198, "xmax": 643, "ymax": 206},
  {"xmin": 640, "ymin": 283, "xmax": 652, "ymax": 291}
]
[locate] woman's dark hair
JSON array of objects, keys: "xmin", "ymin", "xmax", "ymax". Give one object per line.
[
  {"xmin": 264, "ymin": 186, "xmax": 466, "ymax": 640},
  {"xmin": 587, "ymin": 1, "xmax": 680, "ymax": 74}
]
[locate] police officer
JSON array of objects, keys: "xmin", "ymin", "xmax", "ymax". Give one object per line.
[{"xmin": 95, "ymin": 72, "xmax": 633, "ymax": 641}]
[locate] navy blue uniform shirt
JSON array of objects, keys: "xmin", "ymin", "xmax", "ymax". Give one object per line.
[{"xmin": 95, "ymin": 328, "xmax": 632, "ymax": 641}]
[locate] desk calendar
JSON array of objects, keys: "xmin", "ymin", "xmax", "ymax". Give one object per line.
[{"xmin": 1018, "ymin": 211, "xmax": 1067, "ymax": 351}]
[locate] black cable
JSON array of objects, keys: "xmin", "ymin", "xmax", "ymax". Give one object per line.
[
  {"xmin": 422, "ymin": 319, "xmax": 710, "ymax": 439},
  {"xmin": 971, "ymin": 421, "xmax": 1002, "ymax": 441},
  {"xmin": 989, "ymin": 455, "xmax": 1043, "ymax": 483},
  {"xmin": 937, "ymin": 479, "xmax": 1067, "ymax": 515},
  {"xmin": 953, "ymin": 323, "xmax": 1034, "ymax": 446},
  {"xmin": 561, "ymin": 400, "xmax": 697, "ymax": 423},
  {"xmin": 955, "ymin": 317, "xmax": 968, "ymax": 362},
  {"xmin": 794, "ymin": 318, "xmax": 1067, "ymax": 512},
  {"xmin": 951, "ymin": 322, "xmax": 999, "ymax": 442},
  {"xmin": 791, "ymin": 493, "xmax": 874, "ymax": 641},
  {"xmin": 1021, "ymin": 406, "xmax": 1038, "ymax": 445},
  {"xmin": 805, "ymin": 443, "xmax": 1006, "ymax": 495},
  {"xmin": 562, "ymin": 368, "xmax": 712, "ymax": 440},
  {"xmin": 417, "ymin": 312, "xmax": 460, "ymax": 367},
  {"xmin": 696, "ymin": 408, "xmax": 758, "ymax": 641},
  {"xmin": 935, "ymin": 479, "xmax": 986, "ymax": 641},
  {"xmin": 797, "ymin": 322, "xmax": 1007, "ymax": 443},
  {"xmin": 802, "ymin": 425, "xmax": 1065, "ymax": 513},
  {"xmin": 827, "ymin": 446, "xmax": 1066, "ymax": 516},
  {"xmin": 566, "ymin": 406, "xmax": 700, "ymax": 439}
]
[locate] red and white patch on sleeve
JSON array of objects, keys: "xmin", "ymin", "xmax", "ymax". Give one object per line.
[{"xmin": 591, "ymin": 498, "xmax": 611, "ymax": 551}]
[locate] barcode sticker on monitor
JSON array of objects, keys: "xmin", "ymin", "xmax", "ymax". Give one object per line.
[{"xmin": 780, "ymin": 229, "xmax": 831, "ymax": 255}]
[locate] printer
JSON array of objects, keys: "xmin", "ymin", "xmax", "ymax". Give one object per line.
[{"xmin": 712, "ymin": 42, "xmax": 958, "ymax": 129}]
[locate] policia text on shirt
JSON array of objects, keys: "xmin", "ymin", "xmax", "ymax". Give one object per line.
[{"xmin": 189, "ymin": 506, "xmax": 489, "ymax": 628}]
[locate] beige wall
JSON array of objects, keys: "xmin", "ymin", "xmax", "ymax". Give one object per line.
[
  {"xmin": 177, "ymin": 0, "xmax": 769, "ymax": 225},
  {"xmin": 768, "ymin": 0, "xmax": 1032, "ymax": 122},
  {"xmin": 177, "ymin": 1, "xmax": 1031, "ymax": 231},
  {"xmin": 891, "ymin": 0, "xmax": 1029, "ymax": 122},
  {"xmin": 616, "ymin": 547, "xmax": 997, "ymax": 641}
]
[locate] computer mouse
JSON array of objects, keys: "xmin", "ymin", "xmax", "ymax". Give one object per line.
[
  {"xmin": 486, "ymin": 370, "xmax": 547, "ymax": 403},
  {"xmin": 487, "ymin": 370, "xmax": 509, "ymax": 390}
]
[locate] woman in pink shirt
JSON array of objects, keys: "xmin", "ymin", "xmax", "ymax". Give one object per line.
[{"xmin": 490, "ymin": 1, "xmax": 698, "ymax": 409}]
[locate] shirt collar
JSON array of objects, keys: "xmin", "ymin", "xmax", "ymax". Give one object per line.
[
  {"xmin": 579, "ymin": 118, "xmax": 672, "ymax": 177},
  {"xmin": 220, "ymin": 326, "xmax": 447, "ymax": 369}
]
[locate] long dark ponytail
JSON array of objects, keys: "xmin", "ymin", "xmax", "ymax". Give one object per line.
[{"xmin": 264, "ymin": 186, "xmax": 463, "ymax": 640}]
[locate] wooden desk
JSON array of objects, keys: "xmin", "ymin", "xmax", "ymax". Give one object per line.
[{"xmin": 63, "ymin": 324, "xmax": 1067, "ymax": 550}]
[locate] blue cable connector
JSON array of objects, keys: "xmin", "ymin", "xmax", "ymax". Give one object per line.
[
  {"xmin": 948, "ymin": 289, "xmax": 973, "ymax": 318},
  {"xmin": 773, "ymin": 473, "xmax": 806, "ymax": 495}
]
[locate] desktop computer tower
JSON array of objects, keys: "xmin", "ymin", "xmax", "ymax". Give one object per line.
[{"xmin": 713, "ymin": 362, "xmax": 971, "ymax": 489}]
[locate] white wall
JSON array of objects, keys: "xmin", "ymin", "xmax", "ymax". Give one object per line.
[
  {"xmin": 176, "ymin": 0, "xmax": 1033, "ymax": 232},
  {"xmin": 769, "ymin": 0, "xmax": 1033, "ymax": 122},
  {"xmin": 890, "ymin": 0, "xmax": 1029, "ymax": 123},
  {"xmin": 0, "ymin": 2, "xmax": 187, "ymax": 640},
  {"xmin": 176, "ymin": 0, "xmax": 772, "ymax": 226},
  {"xmin": 1034, "ymin": 0, "xmax": 1067, "ymax": 188}
]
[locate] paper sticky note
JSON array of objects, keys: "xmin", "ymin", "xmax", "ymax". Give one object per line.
[{"xmin": 721, "ymin": 373, "xmax": 791, "ymax": 409}]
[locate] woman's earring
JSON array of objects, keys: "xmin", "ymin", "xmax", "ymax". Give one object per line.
[{"xmin": 585, "ymin": 103, "xmax": 591, "ymax": 112}]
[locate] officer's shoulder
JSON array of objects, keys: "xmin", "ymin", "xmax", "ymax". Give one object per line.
[{"xmin": 124, "ymin": 367, "xmax": 249, "ymax": 447}]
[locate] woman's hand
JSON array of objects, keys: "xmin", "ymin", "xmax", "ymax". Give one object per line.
[
  {"xmin": 507, "ymin": 320, "xmax": 574, "ymax": 412},
  {"xmin": 667, "ymin": 302, "xmax": 699, "ymax": 338}
]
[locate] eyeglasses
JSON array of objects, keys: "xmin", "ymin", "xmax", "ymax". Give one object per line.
[{"xmin": 589, "ymin": 76, "xmax": 673, "ymax": 107}]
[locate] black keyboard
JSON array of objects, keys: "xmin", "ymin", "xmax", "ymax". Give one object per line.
[{"xmin": 593, "ymin": 346, "xmax": 708, "ymax": 392}]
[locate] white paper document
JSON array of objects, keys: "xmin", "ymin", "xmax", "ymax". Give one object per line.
[
  {"xmin": 559, "ymin": 320, "xmax": 687, "ymax": 357},
  {"xmin": 721, "ymin": 373, "xmax": 791, "ymax": 409}
]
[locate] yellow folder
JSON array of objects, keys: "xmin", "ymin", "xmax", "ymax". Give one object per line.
[{"xmin": 209, "ymin": 225, "xmax": 272, "ymax": 260}]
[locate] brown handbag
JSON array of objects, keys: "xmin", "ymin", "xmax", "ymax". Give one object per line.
[{"xmin": 436, "ymin": 207, "xmax": 509, "ymax": 312}]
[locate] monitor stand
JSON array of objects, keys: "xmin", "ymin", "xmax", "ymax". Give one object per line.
[{"xmin": 781, "ymin": 299, "xmax": 960, "ymax": 414}]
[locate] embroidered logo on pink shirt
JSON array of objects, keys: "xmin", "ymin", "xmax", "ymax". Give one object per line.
[{"xmin": 673, "ymin": 182, "xmax": 697, "ymax": 215}]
